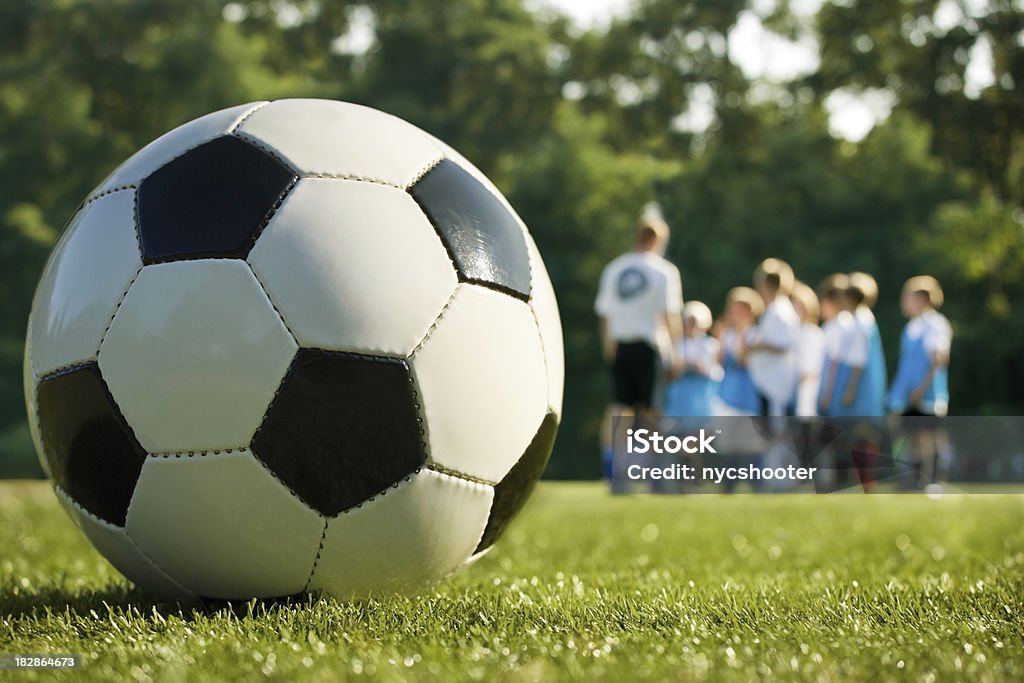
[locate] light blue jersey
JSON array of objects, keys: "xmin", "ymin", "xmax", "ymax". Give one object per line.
[
  {"xmin": 665, "ymin": 335, "xmax": 720, "ymax": 416},
  {"xmin": 717, "ymin": 328, "xmax": 760, "ymax": 415},
  {"xmin": 855, "ymin": 307, "xmax": 887, "ymax": 416},
  {"xmin": 888, "ymin": 310, "xmax": 952, "ymax": 415},
  {"xmin": 819, "ymin": 311, "xmax": 871, "ymax": 417}
]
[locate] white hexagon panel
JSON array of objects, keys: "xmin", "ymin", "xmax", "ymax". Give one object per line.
[
  {"xmin": 307, "ymin": 469, "xmax": 493, "ymax": 598},
  {"xmin": 55, "ymin": 486, "xmax": 194, "ymax": 600},
  {"xmin": 98, "ymin": 260, "xmax": 297, "ymax": 454},
  {"xmin": 234, "ymin": 99, "xmax": 443, "ymax": 188},
  {"xmin": 126, "ymin": 451, "xmax": 324, "ymax": 599},
  {"xmin": 28, "ymin": 190, "xmax": 142, "ymax": 378},
  {"xmin": 249, "ymin": 178, "xmax": 457, "ymax": 357},
  {"xmin": 410, "ymin": 284, "xmax": 548, "ymax": 483}
]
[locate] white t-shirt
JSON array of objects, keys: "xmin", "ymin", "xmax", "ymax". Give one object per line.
[
  {"xmin": 906, "ymin": 309, "xmax": 952, "ymax": 355},
  {"xmin": 796, "ymin": 322, "xmax": 826, "ymax": 378},
  {"xmin": 823, "ymin": 310, "xmax": 868, "ymax": 367},
  {"xmin": 794, "ymin": 322, "xmax": 826, "ymax": 418},
  {"xmin": 594, "ymin": 251, "xmax": 682, "ymax": 353},
  {"xmin": 855, "ymin": 305, "xmax": 876, "ymax": 333},
  {"xmin": 674, "ymin": 334, "xmax": 722, "ymax": 381},
  {"xmin": 746, "ymin": 296, "xmax": 800, "ymax": 402}
]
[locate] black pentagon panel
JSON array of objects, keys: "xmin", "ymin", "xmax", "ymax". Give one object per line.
[
  {"xmin": 251, "ymin": 349, "xmax": 425, "ymax": 516},
  {"xmin": 409, "ymin": 159, "xmax": 531, "ymax": 300},
  {"xmin": 35, "ymin": 363, "xmax": 147, "ymax": 526},
  {"xmin": 475, "ymin": 412, "xmax": 558, "ymax": 553},
  {"xmin": 137, "ymin": 135, "xmax": 297, "ymax": 263}
]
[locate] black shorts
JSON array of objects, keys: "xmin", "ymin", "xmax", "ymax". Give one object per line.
[{"xmin": 611, "ymin": 341, "xmax": 662, "ymax": 409}]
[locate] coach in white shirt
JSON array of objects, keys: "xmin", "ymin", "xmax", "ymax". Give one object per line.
[{"xmin": 595, "ymin": 216, "xmax": 683, "ymax": 414}]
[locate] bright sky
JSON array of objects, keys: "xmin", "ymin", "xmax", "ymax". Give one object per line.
[{"xmin": 536, "ymin": 0, "xmax": 996, "ymax": 142}]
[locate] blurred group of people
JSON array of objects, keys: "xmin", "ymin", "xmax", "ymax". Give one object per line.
[{"xmin": 596, "ymin": 216, "xmax": 953, "ymax": 490}]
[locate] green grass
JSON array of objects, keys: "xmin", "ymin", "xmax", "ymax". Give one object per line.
[{"xmin": 1, "ymin": 482, "xmax": 1022, "ymax": 682}]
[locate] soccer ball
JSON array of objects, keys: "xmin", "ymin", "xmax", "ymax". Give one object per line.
[{"xmin": 23, "ymin": 99, "xmax": 563, "ymax": 600}]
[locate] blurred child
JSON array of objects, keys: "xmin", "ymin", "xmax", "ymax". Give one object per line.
[
  {"xmin": 746, "ymin": 258, "xmax": 801, "ymax": 417},
  {"xmin": 665, "ymin": 301, "xmax": 722, "ymax": 416},
  {"xmin": 848, "ymin": 272, "xmax": 887, "ymax": 416},
  {"xmin": 787, "ymin": 281, "xmax": 828, "ymax": 485},
  {"xmin": 789, "ymin": 281, "xmax": 826, "ymax": 418},
  {"xmin": 661, "ymin": 301, "xmax": 720, "ymax": 493},
  {"xmin": 888, "ymin": 276, "xmax": 951, "ymax": 417},
  {"xmin": 888, "ymin": 276, "xmax": 952, "ymax": 487},
  {"xmin": 713, "ymin": 288, "xmax": 767, "ymax": 492},
  {"xmin": 845, "ymin": 273, "xmax": 885, "ymax": 490},
  {"xmin": 715, "ymin": 287, "xmax": 763, "ymax": 416},
  {"xmin": 816, "ymin": 274, "xmax": 872, "ymax": 490},
  {"xmin": 817, "ymin": 274, "xmax": 870, "ymax": 417}
]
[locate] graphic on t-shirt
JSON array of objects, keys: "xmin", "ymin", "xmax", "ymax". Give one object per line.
[{"xmin": 617, "ymin": 267, "xmax": 649, "ymax": 300}]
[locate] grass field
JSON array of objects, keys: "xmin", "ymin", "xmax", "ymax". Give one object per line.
[{"xmin": 1, "ymin": 481, "xmax": 1022, "ymax": 682}]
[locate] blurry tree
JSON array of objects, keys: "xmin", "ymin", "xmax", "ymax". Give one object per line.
[
  {"xmin": 566, "ymin": 0, "xmax": 748, "ymax": 155},
  {"xmin": 815, "ymin": 0, "xmax": 1023, "ymax": 201}
]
